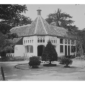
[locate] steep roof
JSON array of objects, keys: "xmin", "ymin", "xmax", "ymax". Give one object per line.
[
  {"xmin": 8, "ymin": 38, "xmax": 23, "ymax": 45},
  {"xmin": 10, "ymin": 9, "xmax": 76, "ymax": 39}
]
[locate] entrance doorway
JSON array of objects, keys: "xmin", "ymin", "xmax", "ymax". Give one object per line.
[{"xmin": 37, "ymin": 45, "xmax": 45, "ymax": 56}]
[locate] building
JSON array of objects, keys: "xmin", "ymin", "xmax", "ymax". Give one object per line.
[{"xmin": 10, "ymin": 9, "xmax": 76, "ymax": 58}]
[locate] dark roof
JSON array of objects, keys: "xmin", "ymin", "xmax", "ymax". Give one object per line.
[
  {"xmin": 10, "ymin": 11, "xmax": 76, "ymax": 39},
  {"xmin": 8, "ymin": 38, "xmax": 23, "ymax": 45}
]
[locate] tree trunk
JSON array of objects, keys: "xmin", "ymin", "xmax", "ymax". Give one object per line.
[
  {"xmin": 65, "ymin": 64, "xmax": 69, "ymax": 67},
  {"xmin": 49, "ymin": 60, "xmax": 51, "ymax": 65}
]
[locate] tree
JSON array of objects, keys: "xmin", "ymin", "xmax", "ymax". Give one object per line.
[
  {"xmin": 0, "ymin": 32, "xmax": 14, "ymax": 60},
  {"xmin": 42, "ymin": 41, "xmax": 58, "ymax": 65},
  {"xmin": 0, "ymin": 4, "xmax": 32, "ymax": 27},
  {"xmin": 77, "ymin": 30, "xmax": 85, "ymax": 54},
  {"xmin": 46, "ymin": 9, "xmax": 74, "ymax": 27},
  {"xmin": 6, "ymin": 14, "xmax": 32, "ymax": 27},
  {"xmin": 7, "ymin": 33, "xmax": 18, "ymax": 39},
  {"xmin": 0, "ymin": 23, "xmax": 12, "ymax": 34},
  {"xmin": 0, "ymin": 4, "xmax": 27, "ymax": 20},
  {"xmin": 0, "ymin": 32, "xmax": 7, "ymax": 51}
]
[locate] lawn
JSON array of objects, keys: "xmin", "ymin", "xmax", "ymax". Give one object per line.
[{"xmin": 0, "ymin": 59, "xmax": 85, "ymax": 81}]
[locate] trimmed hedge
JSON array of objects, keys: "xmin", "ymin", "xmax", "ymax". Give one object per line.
[{"xmin": 29, "ymin": 56, "xmax": 41, "ymax": 68}]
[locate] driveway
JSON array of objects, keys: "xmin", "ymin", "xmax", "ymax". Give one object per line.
[{"xmin": 0, "ymin": 59, "xmax": 85, "ymax": 81}]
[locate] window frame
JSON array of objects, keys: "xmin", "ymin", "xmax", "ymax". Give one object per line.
[
  {"xmin": 26, "ymin": 45, "xmax": 33, "ymax": 53},
  {"xmin": 60, "ymin": 45, "xmax": 63, "ymax": 53},
  {"xmin": 60, "ymin": 38, "xmax": 63, "ymax": 44}
]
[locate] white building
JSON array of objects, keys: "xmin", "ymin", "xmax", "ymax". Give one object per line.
[{"xmin": 10, "ymin": 9, "xmax": 76, "ymax": 58}]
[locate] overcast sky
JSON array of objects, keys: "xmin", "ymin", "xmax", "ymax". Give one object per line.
[{"xmin": 23, "ymin": 4, "xmax": 85, "ymax": 30}]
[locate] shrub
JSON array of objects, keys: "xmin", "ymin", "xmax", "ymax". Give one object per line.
[
  {"xmin": 66, "ymin": 55, "xmax": 75, "ymax": 59},
  {"xmin": 59, "ymin": 57, "xmax": 72, "ymax": 67},
  {"xmin": 29, "ymin": 56, "xmax": 41, "ymax": 68},
  {"xmin": 42, "ymin": 41, "xmax": 58, "ymax": 65}
]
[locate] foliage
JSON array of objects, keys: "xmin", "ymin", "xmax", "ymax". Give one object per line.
[
  {"xmin": 29, "ymin": 56, "xmax": 41, "ymax": 68},
  {"xmin": 0, "ymin": 32, "xmax": 14, "ymax": 60},
  {"xmin": 7, "ymin": 33, "xmax": 18, "ymax": 39},
  {"xmin": 0, "ymin": 23, "xmax": 12, "ymax": 34},
  {"xmin": 6, "ymin": 15, "xmax": 32, "ymax": 27},
  {"xmin": 42, "ymin": 41, "xmax": 58, "ymax": 65},
  {"xmin": 46, "ymin": 8, "xmax": 78, "ymax": 35},
  {"xmin": 46, "ymin": 9, "xmax": 74, "ymax": 27},
  {"xmin": 76, "ymin": 29, "xmax": 85, "ymax": 56},
  {"xmin": 0, "ymin": 4, "xmax": 27, "ymax": 20},
  {"xmin": 59, "ymin": 57, "xmax": 72, "ymax": 67},
  {"xmin": 0, "ymin": 4, "xmax": 32, "ymax": 28}
]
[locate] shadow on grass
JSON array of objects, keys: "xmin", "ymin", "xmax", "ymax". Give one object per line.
[
  {"xmin": 15, "ymin": 63, "xmax": 77, "ymax": 71},
  {"xmin": 14, "ymin": 63, "xmax": 42, "ymax": 70},
  {"xmin": 43, "ymin": 64, "xmax": 57, "ymax": 67},
  {"xmin": 14, "ymin": 63, "xmax": 30, "ymax": 70}
]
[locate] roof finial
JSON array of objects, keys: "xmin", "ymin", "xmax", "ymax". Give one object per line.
[{"xmin": 37, "ymin": 8, "xmax": 41, "ymax": 15}]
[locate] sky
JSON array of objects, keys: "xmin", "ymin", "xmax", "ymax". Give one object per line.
[{"xmin": 23, "ymin": 4, "xmax": 85, "ymax": 30}]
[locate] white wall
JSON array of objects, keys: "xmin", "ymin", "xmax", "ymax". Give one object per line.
[
  {"xmin": 23, "ymin": 36, "xmax": 38, "ymax": 58},
  {"xmin": 14, "ymin": 45, "xmax": 25, "ymax": 57},
  {"xmin": 56, "ymin": 38, "xmax": 76, "ymax": 57},
  {"xmin": 14, "ymin": 36, "xmax": 76, "ymax": 58}
]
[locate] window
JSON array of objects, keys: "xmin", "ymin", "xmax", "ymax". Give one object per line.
[
  {"xmin": 51, "ymin": 40, "xmax": 53, "ymax": 43},
  {"xmin": 26, "ymin": 46, "xmax": 30, "ymax": 52},
  {"xmin": 38, "ymin": 36, "xmax": 45, "ymax": 43},
  {"xmin": 54, "ymin": 40, "xmax": 55, "ymax": 43},
  {"xmin": 71, "ymin": 46, "xmax": 75, "ymax": 53},
  {"xmin": 26, "ymin": 40, "xmax": 27, "ymax": 43},
  {"xmin": 26, "ymin": 45, "xmax": 33, "ymax": 53},
  {"xmin": 56, "ymin": 40, "xmax": 57, "ymax": 43},
  {"xmin": 68, "ymin": 39, "xmax": 70, "ymax": 44},
  {"xmin": 38, "ymin": 39, "xmax": 39, "ymax": 42},
  {"xmin": 60, "ymin": 45, "xmax": 63, "ymax": 53},
  {"xmin": 71, "ymin": 40, "xmax": 74, "ymax": 44},
  {"xmin": 30, "ymin": 46, "xmax": 33, "ymax": 53},
  {"xmin": 60, "ymin": 39, "xmax": 63, "ymax": 44},
  {"xmin": 30, "ymin": 40, "xmax": 31, "ymax": 43},
  {"xmin": 43, "ymin": 39, "xmax": 45, "ymax": 42},
  {"xmin": 40, "ymin": 39, "xmax": 42, "ymax": 42},
  {"xmin": 28, "ymin": 40, "xmax": 29, "ymax": 43},
  {"xmin": 65, "ymin": 39, "xmax": 67, "ymax": 44},
  {"xmin": 24, "ymin": 40, "xmax": 25, "ymax": 44}
]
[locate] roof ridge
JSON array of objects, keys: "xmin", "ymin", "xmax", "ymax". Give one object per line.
[
  {"xmin": 34, "ymin": 17, "xmax": 39, "ymax": 34},
  {"xmin": 40, "ymin": 16, "xmax": 48, "ymax": 34}
]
